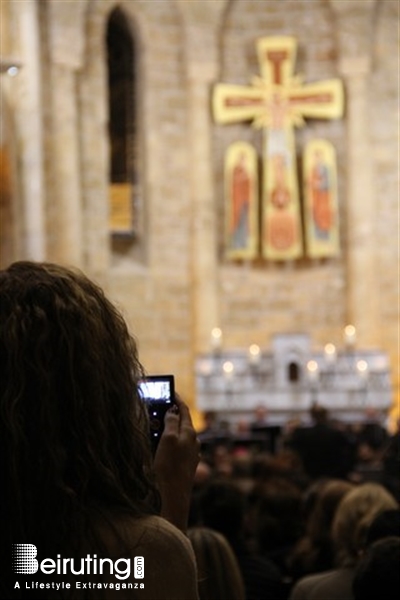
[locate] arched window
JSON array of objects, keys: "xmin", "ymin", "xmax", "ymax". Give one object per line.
[{"xmin": 106, "ymin": 7, "xmax": 138, "ymax": 237}]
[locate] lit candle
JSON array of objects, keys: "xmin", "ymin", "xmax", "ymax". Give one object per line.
[
  {"xmin": 211, "ymin": 327, "xmax": 222, "ymax": 351},
  {"xmin": 324, "ymin": 343, "xmax": 337, "ymax": 364},
  {"xmin": 344, "ymin": 325, "xmax": 356, "ymax": 349},
  {"xmin": 223, "ymin": 361, "xmax": 234, "ymax": 379},
  {"xmin": 248, "ymin": 344, "xmax": 261, "ymax": 365},
  {"xmin": 307, "ymin": 360, "xmax": 319, "ymax": 382},
  {"xmin": 356, "ymin": 359, "xmax": 369, "ymax": 380}
]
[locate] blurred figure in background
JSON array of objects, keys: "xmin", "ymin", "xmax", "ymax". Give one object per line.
[{"xmin": 285, "ymin": 404, "xmax": 356, "ymax": 481}]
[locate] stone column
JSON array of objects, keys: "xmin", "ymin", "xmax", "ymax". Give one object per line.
[
  {"xmin": 187, "ymin": 61, "xmax": 221, "ymax": 354},
  {"xmin": 179, "ymin": 0, "xmax": 228, "ymax": 355},
  {"xmin": 46, "ymin": 1, "xmax": 87, "ymax": 267},
  {"xmin": 330, "ymin": 0, "xmax": 380, "ymax": 348},
  {"xmin": 78, "ymin": 5, "xmax": 111, "ymax": 282},
  {"xmin": 10, "ymin": 0, "xmax": 46, "ymax": 260}
]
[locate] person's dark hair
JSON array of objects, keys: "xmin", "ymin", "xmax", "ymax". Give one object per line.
[
  {"xmin": 251, "ymin": 477, "xmax": 302, "ymax": 555},
  {"xmin": 198, "ymin": 480, "xmax": 246, "ymax": 543},
  {"xmin": 365, "ymin": 508, "xmax": 400, "ymax": 546},
  {"xmin": 310, "ymin": 403, "xmax": 328, "ymax": 424},
  {"xmin": 352, "ymin": 537, "xmax": 400, "ymax": 600},
  {"xmin": 0, "ymin": 262, "xmax": 159, "ymax": 585}
]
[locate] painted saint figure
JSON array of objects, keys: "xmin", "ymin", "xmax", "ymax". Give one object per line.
[
  {"xmin": 303, "ymin": 139, "xmax": 340, "ymax": 258},
  {"xmin": 309, "ymin": 148, "xmax": 332, "ymax": 237},
  {"xmin": 230, "ymin": 152, "xmax": 251, "ymax": 249},
  {"xmin": 225, "ymin": 142, "xmax": 258, "ymax": 260}
]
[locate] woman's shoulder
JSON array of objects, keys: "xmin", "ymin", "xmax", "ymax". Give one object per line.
[
  {"xmin": 99, "ymin": 513, "xmax": 199, "ymax": 600},
  {"xmin": 100, "ymin": 512, "xmax": 195, "ymax": 561},
  {"xmin": 289, "ymin": 568, "xmax": 355, "ymax": 600},
  {"xmin": 126, "ymin": 514, "xmax": 194, "ymax": 555}
]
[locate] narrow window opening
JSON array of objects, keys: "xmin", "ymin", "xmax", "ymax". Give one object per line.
[
  {"xmin": 288, "ymin": 361, "xmax": 300, "ymax": 383},
  {"xmin": 106, "ymin": 7, "xmax": 137, "ymax": 237}
]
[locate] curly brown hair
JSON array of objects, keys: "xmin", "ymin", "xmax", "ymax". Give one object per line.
[{"xmin": 0, "ymin": 261, "xmax": 159, "ymax": 595}]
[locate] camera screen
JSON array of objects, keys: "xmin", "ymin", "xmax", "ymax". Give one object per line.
[
  {"xmin": 138, "ymin": 375, "xmax": 175, "ymax": 450},
  {"xmin": 138, "ymin": 379, "xmax": 172, "ymax": 403}
]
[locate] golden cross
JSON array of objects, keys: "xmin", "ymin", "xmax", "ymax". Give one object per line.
[{"xmin": 213, "ymin": 36, "xmax": 344, "ymax": 260}]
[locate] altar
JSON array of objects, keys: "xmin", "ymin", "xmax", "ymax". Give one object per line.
[{"xmin": 195, "ymin": 333, "xmax": 392, "ymax": 427}]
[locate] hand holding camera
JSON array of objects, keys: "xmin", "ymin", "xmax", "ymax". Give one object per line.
[
  {"xmin": 139, "ymin": 375, "xmax": 200, "ymax": 531},
  {"xmin": 154, "ymin": 395, "xmax": 200, "ymax": 532}
]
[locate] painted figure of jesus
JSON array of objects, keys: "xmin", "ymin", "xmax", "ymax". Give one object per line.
[{"xmin": 264, "ymin": 93, "xmax": 299, "ymax": 253}]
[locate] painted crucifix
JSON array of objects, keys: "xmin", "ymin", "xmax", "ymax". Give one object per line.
[{"xmin": 213, "ymin": 36, "xmax": 344, "ymax": 260}]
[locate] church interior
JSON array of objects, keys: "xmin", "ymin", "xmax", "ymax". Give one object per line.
[{"xmin": 1, "ymin": 0, "xmax": 399, "ymax": 431}]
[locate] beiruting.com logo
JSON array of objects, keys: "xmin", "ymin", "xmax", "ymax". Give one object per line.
[
  {"xmin": 12, "ymin": 545, "xmax": 145, "ymax": 592},
  {"xmin": 12, "ymin": 545, "xmax": 38, "ymax": 574}
]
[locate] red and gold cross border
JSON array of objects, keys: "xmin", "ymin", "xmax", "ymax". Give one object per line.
[{"xmin": 213, "ymin": 36, "xmax": 344, "ymax": 260}]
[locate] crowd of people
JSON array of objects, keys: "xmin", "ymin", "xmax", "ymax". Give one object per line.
[
  {"xmin": 1, "ymin": 260, "xmax": 399, "ymax": 600},
  {"xmin": 190, "ymin": 412, "xmax": 399, "ymax": 600}
]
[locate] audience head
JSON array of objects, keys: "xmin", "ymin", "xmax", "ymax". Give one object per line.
[
  {"xmin": 352, "ymin": 537, "xmax": 400, "ymax": 600},
  {"xmin": 0, "ymin": 261, "xmax": 157, "ymax": 552},
  {"xmin": 197, "ymin": 480, "xmax": 246, "ymax": 544},
  {"xmin": 251, "ymin": 477, "xmax": 302, "ymax": 554},
  {"xmin": 364, "ymin": 508, "xmax": 400, "ymax": 546},
  {"xmin": 187, "ymin": 527, "xmax": 245, "ymax": 600},
  {"xmin": 253, "ymin": 404, "xmax": 269, "ymax": 423},
  {"xmin": 288, "ymin": 479, "xmax": 354, "ymax": 578},
  {"xmin": 202, "ymin": 411, "xmax": 217, "ymax": 430},
  {"xmin": 310, "ymin": 403, "xmax": 329, "ymax": 424},
  {"xmin": 307, "ymin": 479, "xmax": 354, "ymax": 543},
  {"xmin": 332, "ymin": 482, "xmax": 398, "ymax": 566}
]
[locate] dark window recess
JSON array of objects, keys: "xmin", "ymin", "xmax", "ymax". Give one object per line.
[
  {"xmin": 288, "ymin": 361, "xmax": 300, "ymax": 382},
  {"xmin": 107, "ymin": 8, "xmax": 135, "ymax": 185}
]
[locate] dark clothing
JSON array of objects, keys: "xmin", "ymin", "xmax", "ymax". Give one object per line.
[
  {"xmin": 287, "ymin": 423, "xmax": 354, "ymax": 480},
  {"xmin": 232, "ymin": 540, "xmax": 289, "ymax": 600},
  {"xmin": 358, "ymin": 422, "xmax": 389, "ymax": 451},
  {"xmin": 382, "ymin": 432, "xmax": 400, "ymax": 501},
  {"xmin": 250, "ymin": 424, "xmax": 282, "ymax": 454}
]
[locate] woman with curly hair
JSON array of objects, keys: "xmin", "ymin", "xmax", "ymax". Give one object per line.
[{"xmin": 0, "ymin": 261, "xmax": 200, "ymax": 599}]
